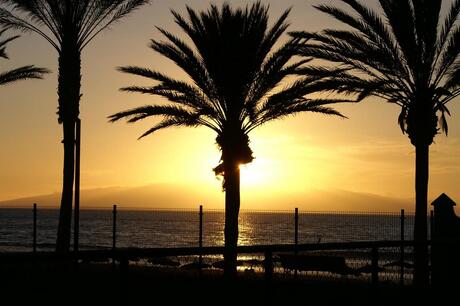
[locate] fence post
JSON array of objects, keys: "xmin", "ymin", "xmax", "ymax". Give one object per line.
[
  {"xmin": 400, "ymin": 209, "xmax": 405, "ymax": 286},
  {"xmin": 371, "ymin": 247, "xmax": 379, "ymax": 286},
  {"xmin": 294, "ymin": 208, "xmax": 299, "ymax": 248},
  {"xmin": 112, "ymin": 205, "xmax": 117, "ymax": 266},
  {"xmin": 112, "ymin": 205, "xmax": 117, "ymax": 249},
  {"xmin": 74, "ymin": 118, "xmax": 81, "ymax": 252},
  {"xmin": 294, "ymin": 208, "xmax": 298, "ymax": 278},
  {"xmin": 33, "ymin": 203, "xmax": 37, "ymax": 253},
  {"xmin": 199, "ymin": 205, "xmax": 203, "ymax": 271}
]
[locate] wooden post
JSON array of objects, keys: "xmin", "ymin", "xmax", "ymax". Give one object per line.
[
  {"xmin": 400, "ymin": 209, "xmax": 405, "ymax": 286},
  {"xmin": 199, "ymin": 205, "xmax": 203, "ymax": 269},
  {"xmin": 33, "ymin": 203, "xmax": 37, "ymax": 253},
  {"xmin": 294, "ymin": 208, "xmax": 298, "ymax": 278},
  {"xmin": 74, "ymin": 118, "xmax": 81, "ymax": 252},
  {"xmin": 371, "ymin": 247, "xmax": 379, "ymax": 286}
]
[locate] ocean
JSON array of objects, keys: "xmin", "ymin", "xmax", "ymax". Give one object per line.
[{"xmin": 0, "ymin": 208, "xmax": 420, "ymax": 252}]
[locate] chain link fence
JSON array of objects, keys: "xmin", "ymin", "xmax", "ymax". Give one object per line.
[
  {"xmin": 0, "ymin": 205, "xmax": 431, "ymax": 285},
  {"xmin": 0, "ymin": 206, "xmax": 426, "ymax": 251}
]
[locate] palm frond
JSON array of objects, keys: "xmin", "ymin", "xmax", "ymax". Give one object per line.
[
  {"xmin": 0, "ymin": 1, "xmax": 148, "ymax": 52},
  {"xmin": 412, "ymin": 0, "xmax": 441, "ymax": 66},
  {"xmin": 444, "ymin": 59, "xmax": 460, "ymax": 90},
  {"xmin": 340, "ymin": 0, "xmax": 401, "ymax": 60},
  {"xmin": 118, "ymin": 66, "xmax": 173, "ymax": 82},
  {"xmin": 0, "ymin": 26, "xmax": 49, "ymax": 85},
  {"xmin": 257, "ymin": 7, "xmax": 291, "ymax": 66},
  {"xmin": 109, "ymin": 104, "xmax": 193, "ymax": 122},
  {"xmin": 249, "ymin": 99, "xmax": 346, "ymax": 132},
  {"xmin": 120, "ymin": 85, "xmax": 221, "ymax": 129},
  {"xmin": 0, "ymin": 32, "xmax": 19, "ymax": 58},
  {"xmin": 304, "ymin": 31, "xmax": 412, "ymax": 91},
  {"xmin": 434, "ymin": 26, "xmax": 460, "ymax": 86},
  {"xmin": 119, "ymin": 66, "xmax": 223, "ymax": 124},
  {"xmin": 435, "ymin": 102, "xmax": 451, "ymax": 135},
  {"xmin": 438, "ymin": 0, "xmax": 460, "ymax": 55},
  {"xmin": 312, "ymin": 0, "xmax": 400, "ymax": 66},
  {"xmin": 79, "ymin": 0, "xmax": 148, "ymax": 50},
  {"xmin": 397, "ymin": 106, "xmax": 408, "ymax": 134},
  {"xmin": 150, "ymin": 28, "xmax": 216, "ymax": 102},
  {"xmin": 244, "ymin": 38, "xmax": 306, "ymax": 121},
  {"xmin": 378, "ymin": 0, "xmax": 418, "ymax": 73},
  {"xmin": 0, "ymin": 65, "xmax": 49, "ymax": 85},
  {"xmin": 0, "ymin": 7, "xmax": 60, "ymax": 50},
  {"xmin": 108, "ymin": 104, "xmax": 204, "ymax": 138},
  {"xmin": 137, "ymin": 117, "xmax": 201, "ymax": 139}
]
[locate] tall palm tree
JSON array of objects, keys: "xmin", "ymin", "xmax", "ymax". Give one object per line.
[
  {"xmin": 110, "ymin": 2, "xmax": 347, "ymax": 276},
  {"xmin": 291, "ymin": 0, "xmax": 460, "ymax": 287},
  {"xmin": 0, "ymin": 0, "xmax": 148, "ymax": 252},
  {"xmin": 0, "ymin": 28, "xmax": 48, "ymax": 85}
]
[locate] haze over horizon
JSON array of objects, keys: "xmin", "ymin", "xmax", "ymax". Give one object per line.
[
  {"xmin": 0, "ymin": 183, "xmax": 417, "ymax": 212},
  {"xmin": 1, "ymin": 0, "xmax": 460, "ymax": 210}
]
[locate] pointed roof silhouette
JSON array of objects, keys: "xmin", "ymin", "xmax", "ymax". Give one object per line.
[{"xmin": 432, "ymin": 193, "xmax": 456, "ymax": 207}]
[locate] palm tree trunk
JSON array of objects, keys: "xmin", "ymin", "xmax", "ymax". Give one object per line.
[
  {"xmin": 413, "ymin": 143, "xmax": 430, "ymax": 287},
  {"xmin": 56, "ymin": 120, "xmax": 76, "ymax": 252},
  {"xmin": 224, "ymin": 161, "xmax": 240, "ymax": 278},
  {"xmin": 55, "ymin": 33, "xmax": 81, "ymax": 253}
]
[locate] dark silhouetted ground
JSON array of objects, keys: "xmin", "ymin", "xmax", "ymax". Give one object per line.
[{"xmin": 0, "ymin": 261, "xmax": 450, "ymax": 305}]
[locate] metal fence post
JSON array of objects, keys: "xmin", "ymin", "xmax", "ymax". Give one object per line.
[
  {"xmin": 294, "ymin": 208, "xmax": 298, "ymax": 278},
  {"xmin": 400, "ymin": 209, "xmax": 405, "ymax": 286},
  {"xmin": 199, "ymin": 205, "xmax": 203, "ymax": 269},
  {"xmin": 371, "ymin": 247, "xmax": 379, "ymax": 286},
  {"xmin": 294, "ymin": 208, "xmax": 299, "ymax": 248},
  {"xmin": 112, "ymin": 205, "xmax": 117, "ymax": 266},
  {"xmin": 33, "ymin": 203, "xmax": 37, "ymax": 253},
  {"xmin": 112, "ymin": 205, "xmax": 117, "ymax": 249}
]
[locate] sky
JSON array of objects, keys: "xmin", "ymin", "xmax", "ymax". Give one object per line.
[{"xmin": 1, "ymin": 0, "xmax": 460, "ymax": 211}]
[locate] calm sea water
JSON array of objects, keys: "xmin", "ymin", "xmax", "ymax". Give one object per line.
[{"xmin": 0, "ymin": 208, "xmax": 418, "ymax": 252}]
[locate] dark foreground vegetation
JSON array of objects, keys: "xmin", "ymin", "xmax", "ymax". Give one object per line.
[{"xmin": 0, "ymin": 261, "xmax": 449, "ymax": 306}]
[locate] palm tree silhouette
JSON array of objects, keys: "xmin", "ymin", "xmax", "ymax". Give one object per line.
[
  {"xmin": 110, "ymin": 2, "xmax": 346, "ymax": 276},
  {"xmin": 0, "ymin": 28, "xmax": 48, "ymax": 85},
  {"xmin": 291, "ymin": 0, "xmax": 460, "ymax": 287},
  {"xmin": 0, "ymin": 0, "xmax": 148, "ymax": 252}
]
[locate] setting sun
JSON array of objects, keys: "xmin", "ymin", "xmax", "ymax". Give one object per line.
[{"xmin": 239, "ymin": 159, "xmax": 271, "ymax": 186}]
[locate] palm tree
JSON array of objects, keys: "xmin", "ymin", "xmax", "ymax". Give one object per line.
[
  {"xmin": 0, "ymin": 28, "xmax": 48, "ymax": 85},
  {"xmin": 291, "ymin": 0, "xmax": 460, "ymax": 287},
  {"xmin": 110, "ymin": 2, "xmax": 347, "ymax": 276},
  {"xmin": 0, "ymin": 0, "xmax": 148, "ymax": 252}
]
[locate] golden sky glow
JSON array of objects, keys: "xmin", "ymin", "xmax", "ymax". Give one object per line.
[{"xmin": 1, "ymin": 0, "xmax": 460, "ymax": 211}]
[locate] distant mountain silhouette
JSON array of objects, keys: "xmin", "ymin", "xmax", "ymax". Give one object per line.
[
  {"xmin": 0, "ymin": 184, "xmax": 415, "ymax": 212},
  {"xmin": 0, "ymin": 183, "xmax": 218, "ymax": 209}
]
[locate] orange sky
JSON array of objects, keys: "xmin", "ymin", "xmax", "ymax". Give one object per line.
[{"xmin": 0, "ymin": 0, "xmax": 460, "ymax": 211}]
